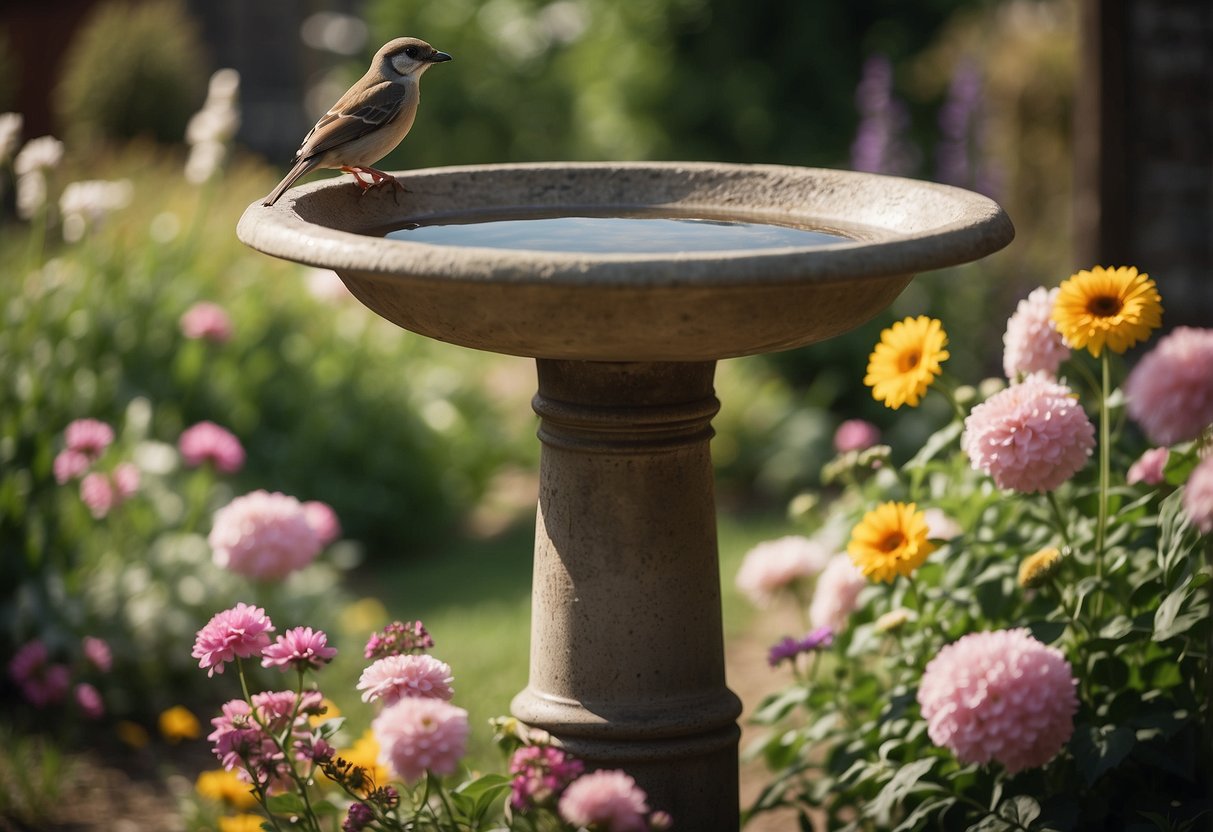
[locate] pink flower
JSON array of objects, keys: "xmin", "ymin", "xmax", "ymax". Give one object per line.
[
  {"xmin": 180, "ymin": 301, "xmax": 233, "ymax": 342},
  {"xmin": 961, "ymin": 375, "xmax": 1095, "ymax": 493},
  {"xmin": 303, "ymin": 500, "xmax": 341, "ymax": 546},
  {"xmin": 74, "ymin": 683, "xmax": 105, "ymax": 720},
  {"xmin": 64, "ymin": 418, "xmax": 114, "ymax": 458},
  {"xmin": 262, "ymin": 627, "xmax": 338, "ymax": 671},
  {"xmin": 208, "ymin": 698, "xmax": 291, "ymax": 792},
  {"xmin": 1127, "ymin": 447, "xmax": 1169, "ymax": 486},
  {"xmin": 179, "ymin": 421, "xmax": 245, "ymax": 473},
  {"xmin": 923, "ymin": 507, "xmax": 962, "ymax": 540},
  {"xmin": 559, "ymin": 770, "xmax": 651, "ymax": 832},
  {"xmin": 113, "ymin": 462, "xmax": 140, "ymax": 498},
  {"xmin": 509, "ymin": 745, "xmax": 584, "ymax": 811},
  {"xmin": 808, "ymin": 554, "xmax": 867, "ymax": 632},
  {"xmin": 1002, "ymin": 287, "xmax": 1070, "ymax": 380},
  {"xmin": 9, "ymin": 640, "xmax": 72, "ymax": 707},
  {"xmin": 1124, "ymin": 327, "xmax": 1213, "ymax": 445},
  {"xmin": 192, "ymin": 603, "xmax": 275, "ymax": 677},
  {"xmin": 208, "ymin": 490, "xmax": 322, "ymax": 580},
  {"xmin": 364, "ymin": 620, "xmax": 433, "ymax": 660},
  {"xmin": 1183, "ymin": 455, "xmax": 1213, "ymax": 534},
  {"xmin": 372, "ymin": 697, "xmax": 469, "ymax": 783},
  {"xmin": 735, "ymin": 536, "xmax": 830, "ymax": 607},
  {"xmin": 80, "ymin": 472, "xmax": 116, "ymax": 518},
  {"xmin": 917, "ymin": 628, "xmax": 1077, "ymax": 773},
  {"xmin": 54, "ymin": 449, "xmax": 91, "ymax": 483},
  {"xmin": 83, "ymin": 636, "xmax": 112, "ymax": 672},
  {"xmin": 834, "ymin": 419, "xmax": 880, "ymax": 453},
  {"xmin": 357, "ymin": 654, "xmax": 454, "ymax": 704}
]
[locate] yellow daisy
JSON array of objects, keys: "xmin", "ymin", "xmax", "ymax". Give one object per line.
[
  {"xmin": 864, "ymin": 316, "xmax": 950, "ymax": 409},
  {"xmin": 1018, "ymin": 546, "xmax": 1063, "ymax": 589},
  {"xmin": 196, "ymin": 769, "xmax": 259, "ymax": 810},
  {"xmin": 158, "ymin": 705, "xmax": 202, "ymax": 743},
  {"xmin": 1051, "ymin": 266, "xmax": 1162, "ymax": 357},
  {"xmin": 847, "ymin": 501, "xmax": 937, "ymax": 583},
  {"xmin": 218, "ymin": 814, "xmax": 267, "ymax": 832}
]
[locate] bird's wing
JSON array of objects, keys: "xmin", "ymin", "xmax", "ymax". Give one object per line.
[{"xmin": 296, "ymin": 81, "xmax": 408, "ymax": 161}]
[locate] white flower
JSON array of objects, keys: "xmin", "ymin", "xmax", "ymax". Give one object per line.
[
  {"xmin": 16, "ymin": 171, "xmax": 47, "ymax": 219},
  {"xmin": 59, "ymin": 179, "xmax": 133, "ymax": 241},
  {"xmin": 14, "ymin": 135, "xmax": 64, "ymax": 176},
  {"xmin": 0, "ymin": 113, "xmax": 23, "ymax": 165},
  {"xmin": 185, "ymin": 141, "xmax": 227, "ymax": 184}
]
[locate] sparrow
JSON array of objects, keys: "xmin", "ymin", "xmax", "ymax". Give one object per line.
[{"xmin": 262, "ymin": 37, "xmax": 451, "ymax": 207}]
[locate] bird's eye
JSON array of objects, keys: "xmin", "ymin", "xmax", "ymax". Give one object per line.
[{"xmin": 404, "ymin": 46, "xmax": 419, "ymax": 59}]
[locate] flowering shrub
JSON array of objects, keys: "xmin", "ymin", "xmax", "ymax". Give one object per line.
[
  {"xmin": 191, "ymin": 607, "xmax": 671, "ymax": 832},
  {"xmin": 744, "ymin": 270, "xmax": 1211, "ymax": 830}
]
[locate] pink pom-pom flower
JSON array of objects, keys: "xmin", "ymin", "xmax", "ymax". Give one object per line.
[
  {"xmin": 74, "ymin": 683, "xmax": 105, "ymax": 720},
  {"xmin": 917, "ymin": 628, "xmax": 1077, "ymax": 774},
  {"xmin": 180, "ymin": 301, "xmax": 233, "ymax": 342},
  {"xmin": 1127, "ymin": 447, "xmax": 1169, "ymax": 486},
  {"xmin": 53, "ymin": 449, "xmax": 91, "ymax": 483},
  {"xmin": 192, "ymin": 603, "xmax": 275, "ymax": 677},
  {"xmin": 179, "ymin": 421, "xmax": 245, "ymax": 473},
  {"xmin": 735, "ymin": 535, "xmax": 830, "ymax": 607},
  {"xmin": 834, "ymin": 419, "xmax": 881, "ymax": 453},
  {"xmin": 1124, "ymin": 327, "xmax": 1213, "ymax": 446},
  {"xmin": 64, "ymin": 418, "xmax": 114, "ymax": 458},
  {"xmin": 208, "ymin": 490, "xmax": 322, "ymax": 580},
  {"xmin": 807, "ymin": 554, "xmax": 867, "ymax": 632},
  {"xmin": 82, "ymin": 636, "xmax": 112, "ymax": 672},
  {"xmin": 372, "ymin": 697, "xmax": 469, "ymax": 783},
  {"xmin": 961, "ymin": 375, "xmax": 1095, "ymax": 493},
  {"xmin": 303, "ymin": 500, "xmax": 341, "ymax": 546},
  {"xmin": 357, "ymin": 653, "xmax": 454, "ymax": 705},
  {"xmin": 1002, "ymin": 287, "xmax": 1070, "ymax": 381},
  {"xmin": 1183, "ymin": 455, "xmax": 1213, "ymax": 534},
  {"xmin": 558, "ymin": 769, "xmax": 652, "ymax": 832},
  {"xmin": 80, "ymin": 472, "xmax": 116, "ymax": 518}
]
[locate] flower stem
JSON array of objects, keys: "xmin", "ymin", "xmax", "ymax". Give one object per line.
[
  {"xmin": 1095, "ymin": 351, "xmax": 1111, "ymax": 616},
  {"xmin": 1045, "ymin": 491, "xmax": 1072, "ymax": 549}
]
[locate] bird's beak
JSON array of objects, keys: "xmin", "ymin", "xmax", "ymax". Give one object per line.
[{"xmin": 429, "ymin": 51, "xmax": 453, "ymax": 63}]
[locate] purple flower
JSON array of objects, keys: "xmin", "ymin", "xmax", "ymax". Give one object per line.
[
  {"xmin": 261, "ymin": 626, "xmax": 337, "ymax": 672},
  {"xmin": 509, "ymin": 745, "xmax": 585, "ymax": 811},
  {"xmin": 74, "ymin": 683, "xmax": 105, "ymax": 720},
  {"xmin": 364, "ymin": 620, "xmax": 433, "ymax": 660},
  {"xmin": 850, "ymin": 55, "xmax": 918, "ymax": 176},
  {"xmin": 343, "ymin": 803, "xmax": 374, "ymax": 832},
  {"xmin": 768, "ymin": 627, "xmax": 834, "ymax": 668}
]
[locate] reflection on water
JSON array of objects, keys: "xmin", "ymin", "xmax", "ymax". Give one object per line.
[{"xmin": 385, "ymin": 210, "xmax": 852, "ymax": 254}]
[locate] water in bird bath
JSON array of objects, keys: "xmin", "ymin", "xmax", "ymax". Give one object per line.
[{"xmin": 384, "ymin": 208, "xmax": 861, "ymax": 253}]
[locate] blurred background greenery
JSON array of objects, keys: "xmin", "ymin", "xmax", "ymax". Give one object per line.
[{"xmin": 0, "ymin": 0, "xmax": 1087, "ymax": 824}]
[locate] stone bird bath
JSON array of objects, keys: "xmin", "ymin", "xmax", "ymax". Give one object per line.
[{"xmin": 238, "ymin": 161, "xmax": 1013, "ymax": 829}]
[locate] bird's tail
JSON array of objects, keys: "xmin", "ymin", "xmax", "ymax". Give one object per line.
[{"xmin": 262, "ymin": 157, "xmax": 320, "ymax": 207}]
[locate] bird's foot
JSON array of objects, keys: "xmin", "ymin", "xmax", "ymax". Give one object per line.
[{"xmin": 343, "ymin": 166, "xmax": 407, "ymax": 197}]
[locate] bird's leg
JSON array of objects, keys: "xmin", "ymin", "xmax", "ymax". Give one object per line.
[
  {"xmin": 354, "ymin": 166, "xmax": 409, "ymax": 196},
  {"xmin": 340, "ymin": 166, "xmax": 377, "ymax": 191}
]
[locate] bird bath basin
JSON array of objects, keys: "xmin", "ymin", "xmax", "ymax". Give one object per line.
[{"xmin": 238, "ymin": 161, "xmax": 1013, "ymax": 829}]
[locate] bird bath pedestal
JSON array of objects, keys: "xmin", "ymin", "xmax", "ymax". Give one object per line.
[{"xmin": 238, "ymin": 162, "xmax": 1013, "ymax": 829}]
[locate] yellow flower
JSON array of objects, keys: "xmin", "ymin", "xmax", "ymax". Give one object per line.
[
  {"xmin": 328, "ymin": 729, "xmax": 391, "ymax": 787},
  {"xmin": 159, "ymin": 705, "xmax": 202, "ymax": 743},
  {"xmin": 309, "ymin": 697, "xmax": 342, "ymax": 728},
  {"xmin": 116, "ymin": 720, "xmax": 149, "ymax": 749},
  {"xmin": 196, "ymin": 769, "xmax": 259, "ymax": 810},
  {"xmin": 1018, "ymin": 547, "xmax": 1063, "ymax": 589},
  {"xmin": 218, "ymin": 814, "xmax": 267, "ymax": 832},
  {"xmin": 340, "ymin": 596, "xmax": 389, "ymax": 636},
  {"xmin": 864, "ymin": 316, "xmax": 950, "ymax": 409},
  {"xmin": 874, "ymin": 607, "xmax": 915, "ymax": 633},
  {"xmin": 1051, "ymin": 266, "xmax": 1162, "ymax": 357},
  {"xmin": 847, "ymin": 502, "xmax": 937, "ymax": 583}
]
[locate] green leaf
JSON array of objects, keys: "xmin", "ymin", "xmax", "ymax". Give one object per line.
[
  {"xmin": 264, "ymin": 792, "xmax": 308, "ymax": 815},
  {"xmin": 1163, "ymin": 444, "xmax": 1200, "ymax": 486},
  {"xmin": 904, "ymin": 421, "xmax": 963, "ymax": 471},
  {"xmin": 752, "ymin": 685, "xmax": 810, "ymax": 723},
  {"xmin": 999, "ymin": 795, "xmax": 1042, "ymax": 826},
  {"xmin": 1153, "ymin": 585, "xmax": 1202, "ymax": 641},
  {"xmin": 1026, "ymin": 619, "xmax": 1067, "ymax": 644},
  {"xmin": 1099, "ymin": 615, "xmax": 1134, "ymax": 640},
  {"xmin": 867, "ymin": 758, "xmax": 937, "ymax": 823},
  {"xmin": 1071, "ymin": 723, "xmax": 1136, "ymax": 786}
]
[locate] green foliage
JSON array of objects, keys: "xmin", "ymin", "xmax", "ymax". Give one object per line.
[
  {"xmin": 744, "ymin": 333, "xmax": 1211, "ymax": 829},
  {"xmin": 54, "ymin": 0, "xmax": 208, "ymax": 145},
  {"xmin": 0, "ymin": 724, "xmax": 72, "ymax": 827}
]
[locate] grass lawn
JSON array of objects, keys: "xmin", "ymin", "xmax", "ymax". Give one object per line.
[{"xmin": 346, "ymin": 509, "xmax": 790, "ymax": 768}]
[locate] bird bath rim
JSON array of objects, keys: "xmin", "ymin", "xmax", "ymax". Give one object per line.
[
  {"xmin": 237, "ymin": 160, "xmax": 1013, "ymax": 286},
  {"xmin": 236, "ymin": 161, "xmax": 1013, "ymax": 361}
]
